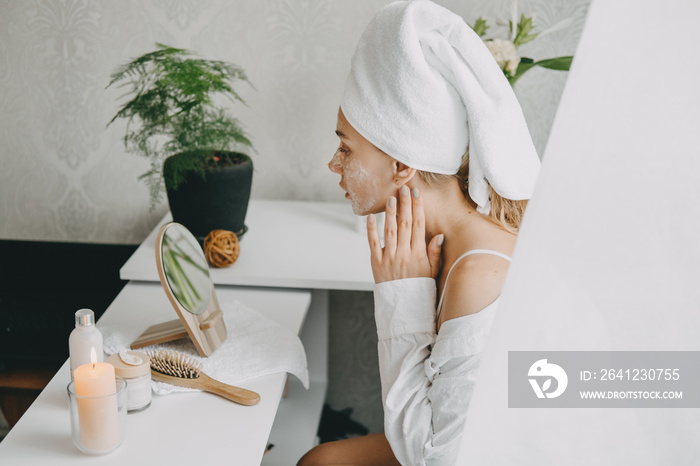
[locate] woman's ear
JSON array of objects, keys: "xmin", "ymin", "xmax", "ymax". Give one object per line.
[{"xmin": 393, "ymin": 161, "xmax": 416, "ymax": 186}]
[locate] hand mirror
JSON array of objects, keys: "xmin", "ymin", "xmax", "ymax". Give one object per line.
[{"xmin": 131, "ymin": 222, "xmax": 227, "ymax": 357}]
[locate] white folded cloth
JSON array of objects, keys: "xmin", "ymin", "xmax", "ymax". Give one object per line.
[
  {"xmin": 100, "ymin": 300, "xmax": 309, "ymax": 395},
  {"xmin": 341, "ymin": 0, "xmax": 540, "ymax": 214}
]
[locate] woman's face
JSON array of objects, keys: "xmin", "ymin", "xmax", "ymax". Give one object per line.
[{"xmin": 329, "ymin": 109, "xmax": 396, "ymax": 215}]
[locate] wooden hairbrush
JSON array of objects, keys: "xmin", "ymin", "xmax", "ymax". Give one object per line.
[{"xmin": 147, "ymin": 349, "xmax": 260, "ymax": 406}]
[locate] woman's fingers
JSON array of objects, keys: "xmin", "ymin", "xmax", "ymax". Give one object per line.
[
  {"xmin": 367, "ymin": 188, "xmax": 442, "ymax": 283},
  {"xmin": 427, "ymin": 234, "xmax": 444, "ymax": 278},
  {"xmin": 410, "ymin": 187, "xmax": 426, "ymax": 252},
  {"xmin": 384, "ymin": 196, "xmax": 397, "ymax": 256},
  {"xmin": 366, "ymin": 214, "xmax": 383, "ymax": 265},
  {"xmin": 397, "ymin": 185, "xmax": 413, "ymax": 252}
]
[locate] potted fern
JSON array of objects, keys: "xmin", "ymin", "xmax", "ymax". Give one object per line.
[{"xmin": 107, "ymin": 43, "xmax": 254, "ymax": 239}]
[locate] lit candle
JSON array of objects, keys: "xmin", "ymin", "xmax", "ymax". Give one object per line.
[{"xmin": 73, "ymin": 347, "xmax": 119, "ymax": 452}]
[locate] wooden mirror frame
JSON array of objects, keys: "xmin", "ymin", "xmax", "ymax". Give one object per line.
[{"xmin": 131, "ymin": 222, "xmax": 227, "ymax": 357}]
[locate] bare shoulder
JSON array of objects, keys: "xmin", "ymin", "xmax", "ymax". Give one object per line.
[{"xmin": 438, "ymin": 253, "xmax": 511, "ymax": 327}]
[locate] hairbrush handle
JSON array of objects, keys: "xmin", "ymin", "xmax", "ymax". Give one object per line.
[
  {"xmin": 151, "ymin": 370, "xmax": 261, "ymax": 406},
  {"xmin": 198, "ymin": 372, "xmax": 261, "ymax": 406}
]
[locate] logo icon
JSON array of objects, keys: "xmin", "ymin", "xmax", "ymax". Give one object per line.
[{"xmin": 528, "ymin": 359, "xmax": 568, "ymax": 399}]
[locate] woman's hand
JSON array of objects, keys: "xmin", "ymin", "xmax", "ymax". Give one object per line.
[{"xmin": 367, "ymin": 185, "xmax": 444, "ymax": 284}]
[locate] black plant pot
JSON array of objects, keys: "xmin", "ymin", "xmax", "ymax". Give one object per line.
[{"xmin": 164, "ymin": 152, "xmax": 253, "ymax": 241}]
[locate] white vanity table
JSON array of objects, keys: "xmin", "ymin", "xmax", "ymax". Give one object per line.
[
  {"xmin": 118, "ymin": 199, "xmax": 375, "ymax": 465},
  {"xmin": 0, "ymin": 199, "xmax": 374, "ymax": 465},
  {"xmin": 120, "ymin": 199, "xmax": 375, "ymax": 291},
  {"xmin": 0, "ymin": 284, "xmax": 311, "ymax": 465}
]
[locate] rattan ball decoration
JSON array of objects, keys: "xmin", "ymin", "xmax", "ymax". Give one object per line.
[{"xmin": 203, "ymin": 229, "xmax": 240, "ymax": 268}]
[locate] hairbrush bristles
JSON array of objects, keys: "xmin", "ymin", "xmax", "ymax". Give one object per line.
[{"xmin": 147, "ymin": 349, "xmax": 202, "ymax": 379}]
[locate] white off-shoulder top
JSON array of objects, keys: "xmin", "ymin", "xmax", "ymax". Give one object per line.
[{"xmin": 373, "ymin": 249, "xmax": 511, "ymax": 465}]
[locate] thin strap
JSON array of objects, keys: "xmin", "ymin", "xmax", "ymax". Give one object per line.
[{"xmin": 436, "ymin": 249, "xmax": 512, "ymax": 321}]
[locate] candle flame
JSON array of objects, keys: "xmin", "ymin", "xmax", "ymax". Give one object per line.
[{"xmin": 90, "ymin": 347, "xmax": 97, "ymax": 369}]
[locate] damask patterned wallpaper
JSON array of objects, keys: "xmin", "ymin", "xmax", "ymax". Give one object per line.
[
  {"xmin": 0, "ymin": 0, "xmax": 589, "ymax": 243},
  {"xmin": 0, "ymin": 0, "xmax": 590, "ymax": 434}
]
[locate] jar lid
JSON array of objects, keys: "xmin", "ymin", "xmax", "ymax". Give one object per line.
[{"xmin": 106, "ymin": 351, "xmax": 150, "ymax": 378}]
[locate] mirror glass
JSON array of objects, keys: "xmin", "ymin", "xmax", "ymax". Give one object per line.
[{"xmin": 160, "ymin": 224, "xmax": 211, "ymax": 315}]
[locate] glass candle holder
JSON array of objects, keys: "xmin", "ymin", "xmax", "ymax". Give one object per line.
[{"xmin": 67, "ymin": 376, "xmax": 127, "ymax": 455}]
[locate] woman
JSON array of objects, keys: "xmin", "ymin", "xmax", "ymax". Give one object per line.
[{"xmin": 300, "ymin": 1, "xmax": 540, "ymax": 465}]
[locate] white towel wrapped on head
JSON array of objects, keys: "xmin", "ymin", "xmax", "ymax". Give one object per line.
[{"xmin": 341, "ymin": 0, "xmax": 540, "ymax": 214}]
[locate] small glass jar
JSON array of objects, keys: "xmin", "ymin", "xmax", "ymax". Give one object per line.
[{"xmin": 106, "ymin": 351, "xmax": 152, "ymax": 413}]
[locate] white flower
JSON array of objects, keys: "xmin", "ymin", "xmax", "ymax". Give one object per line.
[
  {"xmin": 505, "ymin": 58, "xmax": 520, "ymax": 75},
  {"xmin": 485, "ymin": 38, "xmax": 520, "ymax": 73}
]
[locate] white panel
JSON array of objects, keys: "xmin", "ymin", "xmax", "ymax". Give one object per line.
[{"xmin": 461, "ymin": 0, "xmax": 700, "ymax": 464}]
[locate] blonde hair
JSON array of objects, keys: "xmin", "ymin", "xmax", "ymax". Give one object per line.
[{"xmin": 418, "ymin": 150, "xmax": 527, "ymax": 233}]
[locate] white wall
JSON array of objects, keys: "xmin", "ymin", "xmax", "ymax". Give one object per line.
[{"xmin": 0, "ymin": 0, "xmax": 589, "ymax": 244}]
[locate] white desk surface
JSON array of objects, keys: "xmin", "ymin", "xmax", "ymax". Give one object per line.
[
  {"xmin": 0, "ymin": 282, "xmax": 312, "ymax": 465},
  {"xmin": 120, "ymin": 199, "xmax": 375, "ymax": 291}
]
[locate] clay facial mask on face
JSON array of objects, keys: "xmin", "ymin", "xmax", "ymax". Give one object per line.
[
  {"xmin": 329, "ymin": 150, "xmax": 342, "ymax": 172},
  {"xmin": 344, "ymin": 158, "xmax": 378, "ymax": 215}
]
